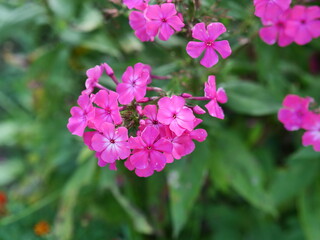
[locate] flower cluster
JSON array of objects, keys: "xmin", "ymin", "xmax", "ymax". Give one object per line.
[
  {"xmin": 126, "ymin": 1, "xmax": 185, "ymax": 42},
  {"xmin": 67, "ymin": 63, "xmax": 228, "ymax": 177},
  {"xmin": 278, "ymin": 94, "xmax": 320, "ymax": 152},
  {"xmin": 124, "ymin": 1, "xmax": 232, "ymax": 68},
  {"xmin": 253, "ymin": 0, "xmax": 320, "ymax": 46}
]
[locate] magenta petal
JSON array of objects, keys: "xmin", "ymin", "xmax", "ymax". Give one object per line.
[
  {"xmin": 177, "ymin": 107, "xmax": 195, "ymax": 122},
  {"xmin": 117, "ymin": 142, "xmax": 131, "ymax": 159},
  {"xmin": 278, "ymin": 29, "xmax": 293, "ymax": 47},
  {"xmin": 302, "ymin": 131, "xmax": 320, "ymax": 151},
  {"xmin": 135, "ymin": 166, "xmax": 154, "ymax": 177},
  {"xmin": 77, "ymin": 94, "xmax": 91, "ymax": 109},
  {"xmin": 153, "ymin": 138, "xmax": 173, "ymax": 153},
  {"xmin": 157, "ymin": 109, "xmax": 174, "ymax": 125},
  {"xmin": 100, "ymin": 146, "xmax": 117, "ymax": 163},
  {"xmin": 259, "ymin": 26, "xmax": 278, "ymax": 45},
  {"xmin": 192, "ymin": 22, "xmax": 208, "ymax": 41},
  {"xmin": 141, "ymin": 126, "xmax": 159, "ymax": 146},
  {"xmin": 146, "ymin": 4, "xmax": 162, "ymax": 20},
  {"xmin": 217, "ymin": 88, "xmax": 228, "ymax": 103},
  {"xmin": 307, "ymin": 21, "xmax": 320, "ymax": 38},
  {"xmin": 98, "ymin": 158, "xmax": 108, "ymax": 167},
  {"xmin": 117, "ymin": 83, "xmax": 134, "ymax": 105},
  {"xmin": 207, "ymin": 22, "xmax": 226, "ymax": 41},
  {"xmin": 190, "ymin": 129, "xmax": 208, "ymax": 142},
  {"xmin": 159, "ymin": 23, "xmax": 175, "ymax": 41},
  {"xmin": 295, "ymin": 26, "xmax": 313, "ymax": 45},
  {"xmin": 200, "ymin": 47, "xmax": 219, "ymax": 68},
  {"xmin": 214, "ymin": 40, "xmax": 232, "ymax": 59},
  {"xmin": 130, "ymin": 151, "xmax": 149, "ymax": 169},
  {"xmin": 149, "ymin": 151, "xmax": 166, "ymax": 172},
  {"xmin": 146, "ymin": 21, "xmax": 162, "ymax": 37},
  {"xmin": 186, "ymin": 41, "xmax": 206, "ymax": 58},
  {"xmin": 129, "ymin": 136, "xmax": 145, "ymax": 149},
  {"xmin": 205, "ymin": 100, "xmax": 224, "ymax": 119},
  {"xmin": 83, "ymin": 131, "xmax": 96, "ymax": 151},
  {"xmin": 91, "ymin": 133, "xmax": 107, "ymax": 152},
  {"xmin": 67, "ymin": 118, "xmax": 87, "ymax": 137},
  {"xmin": 170, "ymin": 120, "xmax": 186, "ymax": 136},
  {"xmin": 167, "ymin": 15, "xmax": 184, "ymax": 31},
  {"xmin": 143, "ymin": 105, "xmax": 158, "ymax": 120},
  {"xmin": 115, "ymin": 127, "xmax": 128, "ymax": 141},
  {"xmin": 161, "ymin": 3, "xmax": 177, "ymax": 18}
]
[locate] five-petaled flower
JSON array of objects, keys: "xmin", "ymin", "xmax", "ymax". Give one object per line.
[{"xmin": 186, "ymin": 22, "xmax": 232, "ymax": 68}]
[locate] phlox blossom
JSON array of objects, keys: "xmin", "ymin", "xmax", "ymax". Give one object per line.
[
  {"xmin": 67, "ymin": 94, "xmax": 94, "ymax": 137},
  {"xmin": 92, "ymin": 90, "xmax": 122, "ymax": 128},
  {"xmin": 145, "ymin": 3, "xmax": 185, "ymax": 41},
  {"xmin": 91, "ymin": 122, "xmax": 131, "ymax": 163},
  {"xmin": 259, "ymin": 10, "xmax": 294, "ymax": 47},
  {"xmin": 285, "ymin": 5, "xmax": 320, "ymax": 45},
  {"xmin": 157, "ymin": 95, "xmax": 195, "ymax": 136},
  {"xmin": 186, "ymin": 22, "xmax": 232, "ymax": 68},
  {"xmin": 116, "ymin": 63, "xmax": 151, "ymax": 104},
  {"xmin": 128, "ymin": 126, "xmax": 173, "ymax": 177},
  {"xmin": 204, "ymin": 75, "xmax": 228, "ymax": 119},
  {"xmin": 129, "ymin": 10, "xmax": 154, "ymax": 42},
  {"xmin": 301, "ymin": 112, "xmax": 320, "ymax": 152},
  {"xmin": 278, "ymin": 94, "xmax": 313, "ymax": 131},
  {"xmin": 123, "ymin": 0, "xmax": 149, "ymax": 10}
]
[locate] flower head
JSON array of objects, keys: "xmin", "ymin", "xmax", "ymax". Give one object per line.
[
  {"xmin": 67, "ymin": 94, "xmax": 94, "ymax": 137},
  {"xmin": 145, "ymin": 3, "xmax": 185, "ymax": 41},
  {"xmin": 259, "ymin": 10, "xmax": 294, "ymax": 47},
  {"xmin": 129, "ymin": 11, "xmax": 154, "ymax": 42},
  {"xmin": 117, "ymin": 63, "xmax": 150, "ymax": 104},
  {"xmin": 92, "ymin": 90, "xmax": 122, "ymax": 128},
  {"xmin": 204, "ymin": 75, "xmax": 227, "ymax": 119},
  {"xmin": 278, "ymin": 94, "xmax": 313, "ymax": 131},
  {"xmin": 285, "ymin": 5, "xmax": 320, "ymax": 45},
  {"xmin": 157, "ymin": 95, "xmax": 195, "ymax": 136},
  {"xmin": 128, "ymin": 126, "xmax": 173, "ymax": 177},
  {"xmin": 91, "ymin": 123, "xmax": 130, "ymax": 163},
  {"xmin": 186, "ymin": 22, "xmax": 232, "ymax": 68}
]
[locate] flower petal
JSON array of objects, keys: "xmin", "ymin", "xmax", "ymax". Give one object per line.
[
  {"xmin": 186, "ymin": 41, "xmax": 205, "ymax": 58},
  {"xmin": 200, "ymin": 47, "xmax": 219, "ymax": 68}
]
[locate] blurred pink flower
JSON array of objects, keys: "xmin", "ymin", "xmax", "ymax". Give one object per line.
[
  {"xmin": 157, "ymin": 95, "xmax": 195, "ymax": 136},
  {"xmin": 145, "ymin": 3, "xmax": 185, "ymax": 41},
  {"xmin": 186, "ymin": 22, "xmax": 232, "ymax": 68},
  {"xmin": 259, "ymin": 10, "xmax": 294, "ymax": 47},
  {"xmin": 254, "ymin": 0, "xmax": 291, "ymax": 21},
  {"xmin": 91, "ymin": 122, "xmax": 130, "ymax": 163},
  {"xmin": 92, "ymin": 90, "xmax": 122, "ymax": 128},
  {"xmin": 301, "ymin": 112, "xmax": 320, "ymax": 152},
  {"xmin": 128, "ymin": 126, "xmax": 173, "ymax": 175},
  {"xmin": 285, "ymin": 5, "xmax": 320, "ymax": 45},
  {"xmin": 123, "ymin": 0, "xmax": 148, "ymax": 10},
  {"xmin": 278, "ymin": 94, "xmax": 313, "ymax": 131},
  {"xmin": 67, "ymin": 94, "xmax": 94, "ymax": 137},
  {"xmin": 116, "ymin": 63, "xmax": 150, "ymax": 104},
  {"xmin": 129, "ymin": 11, "xmax": 154, "ymax": 42},
  {"xmin": 204, "ymin": 75, "xmax": 227, "ymax": 119}
]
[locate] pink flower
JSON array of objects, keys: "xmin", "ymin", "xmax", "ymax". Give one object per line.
[
  {"xmin": 145, "ymin": 3, "xmax": 185, "ymax": 41},
  {"xmin": 204, "ymin": 75, "xmax": 228, "ymax": 119},
  {"xmin": 123, "ymin": 0, "xmax": 148, "ymax": 10},
  {"xmin": 83, "ymin": 65, "xmax": 103, "ymax": 94},
  {"xmin": 186, "ymin": 22, "xmax": 232, "ymax": 68},
  {"xmin": 259, "ymin": 10, "xmax": 294, "ymax": 47},
  {"xmin": 129, "ymin": 11, "xmax": 154, "ymax": 42},
  {"xmin": 67, "ymin": 94, "xmax": 94, "ymax": 137},
  {"xmin": 91, "ymin": 123, "xmax": 130, "ymax": 163},
  {"xmin": 128, "ymin": 126, "xmax": 173, "ymax": 175},
  {"xmin": 142, "ymin": 105, "xmax": 162, "ymax": 128},
  {"xmin": 285, "ymin": 5, "xmax": 320, "ymax": 45},
  {"xmin": 92, "ymin": 90, "xmax": 122, "ymax": 128},
  {"xmin": 278, "ymin": 94, "xmax": 313, "ymax": 131},
  {"xmin": 116, "ymin": 63, "xmax": 150, "ymax": 104},
  {"xmin": 301, "ymin": 112, "xmax": 320, "ymax": 152},
  {"xmin": 101, "ymin": 63, "xmax": 114, "ymax": 77},
  {"xmin": 157, "ymin": 96, "xmax": 196, "ymax": 136},
  {"xmin": 254, "ymin": 0, "xmax": 291, "ymax": 21}
]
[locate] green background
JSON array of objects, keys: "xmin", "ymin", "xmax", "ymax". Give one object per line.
[{"xmin": 0, "ymin": 0, "xmax": 320, "ymax": 239}]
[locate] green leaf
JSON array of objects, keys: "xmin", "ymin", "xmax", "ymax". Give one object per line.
[
  {"xmin": 222, "ymin": 81, "xmax": 281, "ymax": 116},
  {"xmin": 53, "ymin": 148, "xmax": 96, "ymax": 240},
  {"xmin": 299, "ymin": 179, "xmax": 320, "ymax": 240},
  {"xmin": 168, "ymin": 141, "xmax": 210, "ymax": 237},
  {"xmin": 212, "ymin": 130, "xmax": 276, "ymax": 214},
  {"xmin": 270, "ymin": 148, "xmax": 320, "ymax": 207}
]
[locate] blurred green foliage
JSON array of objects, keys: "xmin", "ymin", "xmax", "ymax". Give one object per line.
[{"xmin": 0, "ymin": 0, "xmax": 320, "ymax": 239}]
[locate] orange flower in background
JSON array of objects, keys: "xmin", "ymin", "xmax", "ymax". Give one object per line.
[
  {"xmin": 0, "ymin": 191, "xmax": 7, "ymax": 217},
  {"xmin": 0, "ymin": 191, "xmax": 6, "ymax": 206},
  {"xmin": 34, "ymin": 221, "xmax": 50, "ymax": 236}
]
